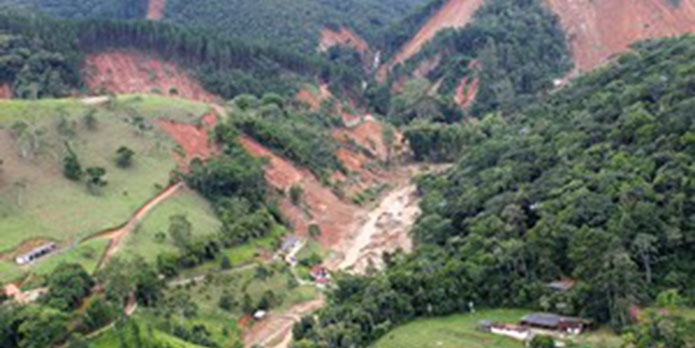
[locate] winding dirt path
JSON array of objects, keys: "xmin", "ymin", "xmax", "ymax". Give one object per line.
[
  {"xmin": 93, "ymin": 182, "xmax": 183, "ymax": 269},
  {"xmin": 243, "ymin": 297, "xmax": 326, "ymax": 348}
]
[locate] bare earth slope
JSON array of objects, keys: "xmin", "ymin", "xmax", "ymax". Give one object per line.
[
  {"xmin": 319, "ymin": 26, "xmax": 370, "ymax": 55},
  {"xmin": 377, "ymin": 0, "xmax": 485, "ymax": 81},
  {"xmin": 84, "ymin": 50, "xmax": 216, "ymax": 102},
  {"xmin": 147, "ymin": 0, "xmax": 166, "ymax": 20},
  {"xmin": 547, "ymin": 0, "xmax": 695, "ymax": 71}
]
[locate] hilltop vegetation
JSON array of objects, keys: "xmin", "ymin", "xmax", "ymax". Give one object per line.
[
  {"xmin": 0, "ymin": 10, "xmax": 358, "ymax": 100},
  {"xmin": 292, "ymin": 35, "xmax": 695, "ymax": 348},
  {"xmin": 164, "ymin": 0, "xmax": 429, "ymax": 51},
  {"xmin": 387, "ymin": 0, "xmax": 572, "ymax": 118},
  {"xmin": 0, "ymin": 0, "xmax": 148, "ymax": 19}
]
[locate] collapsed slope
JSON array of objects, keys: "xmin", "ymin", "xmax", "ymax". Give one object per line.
[
  {"xmin": 377, "ymin": 0, "xmax": 485, "ymax": 81},
  {"xmin": 84, "ymin": 50, "xmax": 217, "ymax": 102},
  {"xmin": 547, "ymin": 0, "xmax": 695, "ymax": 71}
]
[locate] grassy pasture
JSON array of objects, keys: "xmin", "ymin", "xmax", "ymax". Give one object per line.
[
  {"xmin": 88, "ymin": 315, "xmax": 209, "ymax": 348},
  {"xmin": 120, "ymin": 188, "xmax": 222, "ymax": 263},
  {"xmin": 0, "ymin": 95, "xmax": 211, "ymax": 279}
]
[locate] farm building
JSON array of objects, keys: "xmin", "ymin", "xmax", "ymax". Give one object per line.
[
  {"xmin": 480, "ymin": 320, "xmax": 531, "ymax": 341},
  {"xmin": 15, "ymin": 243, "xmax": 57, "ymax": 264},
  {"xmin": 310, "ymin": 265, "xmax": 330, "ymax": 283},
  {"xmin": 280, "ymin": 235, "xmax": 299, "ymax": 251},
  {"xmin": 520, "ymin": 313, "xmax": 593, "ymax": 334}
]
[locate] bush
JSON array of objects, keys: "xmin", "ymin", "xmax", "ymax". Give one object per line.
[
  {"xmin": 115, "ymin": 146, "xmax": 135, "ymax": 168},
  {"xmin": 289, "ymin": 184, "xmax": 303, "ymax": 206},
  {"xmin": 530, "ymin": 335, "xmax": 555, "ymax": 348}
]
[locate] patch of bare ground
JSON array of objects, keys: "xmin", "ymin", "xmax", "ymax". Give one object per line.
[
  {"xmin": 243, "ymin": 297, "xmax": 325, "ymax": 348},
  {"xmin": 156, "ymin": 113, "xmax": 218, "ymax": 168},
  {"xmin": 147, "ymin": 0, "xmax": 166, "ymax": 20},
  {"xmin": 319, "ymin": 26, "xmax": 370, "ymax": 56},
  {"xmin": 377, "ymin": 0, "xmax": 485, "ymax": 82},
  {"xmin": 83, "ymin": 50, "xmax": 216, "ymax": 102},
  {"xmin": 546, "ymin": 0, "xmax": 695, "ymax": 72},
  {"xmin": 0, "ymin": 83, "xmax": 11, "ymax": 99}
]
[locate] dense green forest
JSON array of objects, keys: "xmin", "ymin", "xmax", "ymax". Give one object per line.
[
  {"xmin": 0, "ymin": 10, "xmax": 363, "ymax": 100},
  {"xmin": 386, "ymin": 0, "xmax": 572, "ymax": 118},
  {"xmin": 375, "ymin": 0, "xmax": 448, "ymax": 60},
  {"xmin": 163, "ymin": 0, "xmax": 428, "ymax": 52},
  {"xmin": 0, "ymin": 0, "xmax": 148, "ymax": 19},
  {"xmin": 292, "ymin": 35, "xmax": 695, "ymax": 348}
]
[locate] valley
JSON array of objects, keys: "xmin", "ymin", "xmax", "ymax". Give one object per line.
[{"xmin": 1, "ymin": 1, "xmax": 695, "ymax": 348}]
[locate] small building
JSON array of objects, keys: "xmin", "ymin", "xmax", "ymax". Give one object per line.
[
  {"xmin": 280, "ymin": 235, "xmax": 299, "ymax": 251},
  {"xmin": 480, "ymin": 320, "xmax": 531, "ymax": 341},
  {"xmin": 15, "ymin": 243, "xmax": 57, "ymax": 265},
  {"xmin": 310, "ymin": 265, "xmax": 330, "ymax": 283},
  {"xmin": 520, "ymin": 313, "xmax": 593, "ymax": 334},
  {"xmin": 253, "ymin": 310, "xmax": 267, "ymax": 320}
]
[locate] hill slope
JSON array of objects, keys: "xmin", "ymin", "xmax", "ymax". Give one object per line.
[{"xmin": 547, "ymin": 0, "xmax": 695, "ymax": 71}]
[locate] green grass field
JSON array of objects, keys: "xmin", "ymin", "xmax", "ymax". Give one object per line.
[
  {"xmin": 0, "ymin": 95, "xmax": 212, "ymax": 280},
  {"xmin": 370, "ymin": 310, "xmax": 623, "ymax": 348},
  {"xmin": 120, "ymin": 188, "xmax": 222, "ymax": 263},
  {"xmin": 370, "ymin": 310, "xmax": 529, "ymax": 348},
  {"xmin": 88, "ymin": 315, "xmax": 209, "ymax": 348}
]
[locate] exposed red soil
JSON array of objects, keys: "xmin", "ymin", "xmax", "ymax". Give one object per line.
[
  {"xmin": 156, "ymin": 113, "xmax": 218, "ymax": 167},
  {"xmin": 376, "ymin": 0, "xmax": 485, "ymax": 82},
  {"xmin": 333, "ymin": 117, "xmax": 389, "ymax": 161},
  {"xmin": 83, "ymin": 50, "xmax": 216, "ymax": 102},
  {"xmin": 296, "ymin": 84, "xmax": 332, "ymax": 111},
  {"xmin": 455, "ymin": 60, "xmax": 481, "ymax": 109},
  {"xmin": 319, "ymin": 26, "xmax": 370, "ymax": 56},
  {"xmin": 147, "ymin": 0, "xmax": 166, "ymax": 20},
  {"xmin": 547, "ymin": 0, "xmax": 695, "ymax": 72},
  {"xmin": 240, "ymin": 136, "xmax": 361, "ymax": 247},
  {"xmin": 0, "ymin": 83, "xmax": 11, "ymax": 99}
]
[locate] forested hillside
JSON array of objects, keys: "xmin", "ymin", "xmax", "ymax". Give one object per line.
[
  {"xmin": 293, "ymin": 35, "xmax": 695, "ymax": 347},
  {"xmin": 0, "ymin": 0, "xmax": 148, "ymax": 19},
  {"xmin": 0, "ymin": 10, "xmax": 359, "ymax": 99},
  {"xmin": 163, "ymin": 0, "xmax": 428, "ymax": 51},
  {"xmin": 386, "ymin": 0, "xmax": 572, "ymax": 117}
]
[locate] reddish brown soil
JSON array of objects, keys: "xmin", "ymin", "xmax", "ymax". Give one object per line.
[
  {"xmin": 296, "ymin": 84, "xmax": 333, "ymax": 111},
  {"xmin": 156, "ymin": 113, "xmax": 218, "ymax": 167},
  {"xmin": 333, "ymin": 117, "xmax": 389, "ymax": 160},
  {"xmin": 377, "ymin": 0, "xmax": 485, "ymax": 81},
  {"xmin": 319, "ymin": 26, "xmax": 370, "ymax": 55},
  {"xmin": 83, "ymin": 50, "xmax": 216, "ymax": 102},
  {"xmin": 455, "ymin": 60, "xmax": 481, "ymax": 109},
  {"xmin": 240, "ymin": 136, "xmax": 361, "ymax": 247},
  {"xmin": 147, "ymin": 0, "xmax": 166, "ymax": 20},
  {"xmin": 547, "ymin": 0, "xmax": 695, "ymax": 72},
  {"xmin": 0, "ymin": 83, "xmax": 11, "ymax": 99}
]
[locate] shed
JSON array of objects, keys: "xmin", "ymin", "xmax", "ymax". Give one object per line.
[
  {"xmin": 520, "ymin": 313, "xmax": 593, "ymax": 334},
  {"xmin": 15, "ymin": 243, "xmax": 57, "ymax": 265}
]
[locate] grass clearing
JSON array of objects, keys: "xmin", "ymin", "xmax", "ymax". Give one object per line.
[
  {"xmin": 121, "ymin": 188, "xmax": 222, "ymax": 263},
  {"xmin": 0, "ymin": 96, "xmax": 211, "ymax": 279},
  {"xmin": 370, "ymin": 309, "xmax": 622, "ymax": 348},
  {"xmin": 88, "ymin": 315, "xmax": 209, "ymax": 348},
  {"xmin": 31, "ymin": 239, "xmax": 110, "ymax": 275},
  {"xmin": 371, "ymin": 309, "xmax": 530, "ymax": 348}
]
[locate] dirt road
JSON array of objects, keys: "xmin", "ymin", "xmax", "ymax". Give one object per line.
[
  {"xmin": 243, "ymin": 297, "xmax": 325, "ymax": 348},
  {"xmin": 93, "ymin": 182, "xmax": 183, "ymax": 268}
]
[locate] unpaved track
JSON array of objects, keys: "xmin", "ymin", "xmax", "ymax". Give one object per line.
[
  {"xmin": 243, "ymin": 297, "xmax": 325, "ymax": 348},
  {"xmin": 95, "ymin": 182, "xmax": 183, "ymax": 268},
  {"xmin": 377, "ymin": 0, "xmax": 485, "ymax": 81}
]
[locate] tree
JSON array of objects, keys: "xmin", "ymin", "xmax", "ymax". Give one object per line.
[
  {"xmin": 85, "ymin": 167, "xmax": 107, "ymax": 193},
  {"xmin": 289, "ymin": 184, "xmax": 303, "ymax": 206},
  {"xmin": 221, "ymin": 255, "xmax": 232, "ymax": 270},
  {"xmin": 17, "ymin": 305, "xmax": 69, "ymax": 348},
  {"xmin": 43, "ymin": 263, "xmax": 94, "ymax": 311},
  {"xmin": 530, "ymin": 335, "xmax": 555, "ymax": 348},
  {"xmin": 115, "ymin": 146, "xmax": 135, "ymax": 168},
  {"xmin": 168, "ymin": 214, "xmax": 193, "ymax": 251},
  {"xmin": 63, "ymin": 152, "xmax": 83, "ymax": 181},
  {"xmin": 85, "ymin": 297, "xmax": 116, "ymax": 330}
]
